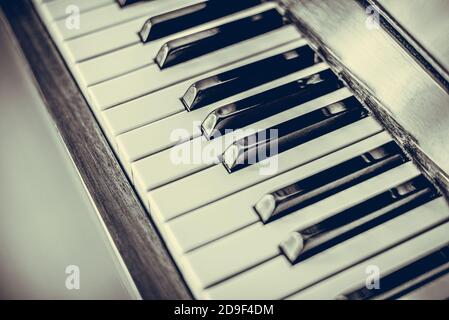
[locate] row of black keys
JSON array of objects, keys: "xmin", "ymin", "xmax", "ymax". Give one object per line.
[{"xmin": 118, "ymin": 0, "xmax": 283, "ymax": 68}]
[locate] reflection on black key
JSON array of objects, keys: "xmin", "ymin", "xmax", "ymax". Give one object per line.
[
  {"xmin": 222, "ymin": 98, "xmax": 365, "ymax": 173},
  {"xmin": 338, "ymin": 246, "xmax": 449, "ymax": 300},
  {"xmin": 140, "ymin": 0, "xmax": 262, "ymax": 42},
  {"xmin": 182, "ymin": 46, "xmax": 318, "ymax": 111},
  {"xmin": 280, "ymin": 176, "xmax": 437, "ymax": 263},
  {"xmin": 155, "ymin": 9, "xmax": 284, "ymax": 69},
  {"xmin": 253, "ymin": 141, "xmax": 407, "ymax": 223},
  {"xmin": 201, "ymin": 69, "xmax": 341, "ymax": 139},
  {"xmin": 116, "ymin": 0, "xmax": 144, "ymax": 7}
]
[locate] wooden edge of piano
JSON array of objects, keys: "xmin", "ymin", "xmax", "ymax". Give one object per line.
[{"xmin": 1, "ymin": 0, "xmax": 448, "ymax": 299}]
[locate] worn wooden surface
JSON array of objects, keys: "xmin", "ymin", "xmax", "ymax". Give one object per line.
[{"xmin": 0, "ymin": 0, "xmax": 191, "ymax": 300}]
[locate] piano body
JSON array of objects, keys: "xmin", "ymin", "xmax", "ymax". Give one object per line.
[{"xmin": 1, "ymin": 0, "xmax": 449, "ymax": 299}]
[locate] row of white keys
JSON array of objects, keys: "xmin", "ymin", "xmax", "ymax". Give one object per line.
[
  {"xmin": 164, "ymin": 132, "xmax": 393, "ymax": 255},
  {"xmin": 203, "ymin": 196, "xmax": 449, "ymax": 299},
  {"xmin": 40, "ymin": 0, "xmax": 113, "ymax": 22},
  {"xmin": 144, "ymin": 115, "xmax": 383, "ymax": 219},
  {"xmin": 399, "ymin": 272, "xmax": 449, "ymax": 300},
  {"xmin": 76, "ymin": 2, "xmax": 279, "ymax": 85},
  {"xmin": 51, "ymin": 1, "xmax": 168, "ymax": 41},
  {"xmin": 182, "ymin": 161, "xmax": 421, "ymax": 291},
  {"xmin": 102, "ymin": 39, "xmax": 309, "ymax": 138},
  {"xmin": 128, "ymin": 86, "xmax": 351, "ymax": 192},
  {"xmin": 87, "ymin": 25, "xmax": 301, "ymax": 110},
  {"xmin": 116, "ymin": 61, "xmax": 329, "ymax": 168},
  {"xmin": 287, "ymin": 221, "xmax": 449, "ymax": 300}
]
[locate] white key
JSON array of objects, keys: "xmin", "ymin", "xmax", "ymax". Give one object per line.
[
  {"xmin": 63, "ymin": 0, "xmax": 207, "ymax": 63},
  {"xmin": 116, "ymin": 62, "xmax": 330, "ymax": 166},
  {"xmin": 87, "ymin": 26, "xmax": 301, "ymax": 110},
  {"xmin": 41, "ymin": 0, "xmax": 113, "ymax": 22},
  {"xmin": 164, "ymin": 132, "xmax": 393, "ymax": 254},
  {"xmin": 51, "ymin": 0, "xmax": 181, "ymax": 41},
  {"xmin": 126, "ymin": 86, "xmax": 350, "ymax": 190},
  {"xmin": 288, "ymin": 221, "xmax": 449, "ymax": 299},
  {"xmin": 399, "ymin": 272, "xmax": 449, "ymax": 300},
  {"xmin": 102, "ymin": 39, "xmax": 308, "ymax": 137},
  {"xmin": 183, "ymin": 162, "xmax": 421, "ymax": 291},
  {"xmin": 76, "ymin": 2, "xmax": 280, "ymax": 86},
  {"xmin": 63, "ymin": 16, "xmax": 146, "ymax": 63},
  {"xmin": 202, "ymin": 197, "xmax": 449, "ymax": 299},
  {"xmin": 145, "ymin": 116, "xmax": 383, "ymax": 220}
]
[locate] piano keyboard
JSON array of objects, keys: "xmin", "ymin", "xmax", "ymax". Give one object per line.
[{"xmin": 33, "ymin": 0, "xmax": 449, "ymax": 299}]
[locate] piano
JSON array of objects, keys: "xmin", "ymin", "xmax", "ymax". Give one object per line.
[{"xmin": 2, "ymin": 0, "xmax": 449, "ymax": 299}]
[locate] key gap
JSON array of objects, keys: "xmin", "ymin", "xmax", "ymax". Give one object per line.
[
  {"xmin": 76, "ymin": 39, "xmax": 140, "ymax": 64},
  {"xmin": 164, "ymin": 129, "xmax": 383, "ymax": 222},
  {"xmin": 52, "ymin": 2, "xmax": 114, "ymax": 22},
  {"xmin": 184, "ymin": 221, "xmax": 259, "ymax": 255},
  {"xmin": 117, "ymin": 109, "xmax": 185, "ymax": 137},
  {"xmin": 204, "ymin": 253, "xmax": 279, "ymax": 290},
  {"xmin": 281, "ymin": 214, "xmax": 449, "ymax": 300},
  {"xmin": 93, "ymin": 37, "xmax": 301, "ymax": 110},
  {"xmin": 62, "ymin": 10, "xmax": 155, "ymax": 42}
]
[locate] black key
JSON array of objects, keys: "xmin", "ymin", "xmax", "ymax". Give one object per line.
[
  {"xmin": 182, "ymin": 45, "xmax": 318, "ymax": 111},
  {"xmin": 253, "ymin": 140, "xmax": 407, "ymax": 223},
  {"xmin": 280, "ymin": 176, "xmax": 437, "ymax": 263},
  {"xmin": 117, "ymin": 0, "xmax": 144, "ymax": 7},
  {"xmin": 338, "ymin": 246, "xmax": 449, "ymax": 300},
  {"xmin": 221, "ymin": 98, "xmax": 366, "ymax": 174},
  {"xmin": 201, "ymin": 69, "xmax": 341, "ymax": 140},
  {"xmin": 140, "ymin": 0, "xmax": 262, "ymax": 42},
  {"xmin": 155, "ymin": 9, "xmax": 284, "ymax": 69}
]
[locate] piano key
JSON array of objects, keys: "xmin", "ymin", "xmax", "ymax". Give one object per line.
[
  {"xmin": 102, "ymin": 39, "xmax": 309, "ymax": 137},
  {"xmin": 140, "ymin": 0, "xmax": 262, "ymax": 42},
  {"xmin": 222, "ymin": 98, "xmax": 367, "ymax": 173},
  {"xmin": 182, "ymin": 45, "xmax": 317, "ymax": 111},
  {"xmin": 88, "ymin": 25, "xmax": 300, "ymax": 110},
  {"xmin": 254, "ymin": 140, "xmax": 405, "ymax": 223},
  {"xmin": 399, "ymin": 272, "xmax": 449, "ymax": 300},
  {"xmin": 64, "ymin": 0, "xmax": 206, "ymax": 63},
  {"xmin": 203, "ymin": 197, "xmax": 449, "ymax": 299},
  {"xmin": 52, "ymin": 1, "xmax": 164, "ymax": 41},
  {"xmin": 77, "ymin": 2, "xmax": 280, "ymax": 86},
  {"xmin": 128, "ymin": 86, "xmax": 349, "ymax": 193},
  {"xmin": 155, "ymin": 9, "xmax": 284, "ymax": 69},
  {"xmin": 164, "ymin": 132, "xmax": 393, "ymax": 254},
  {"xmin": 288, "ymin": 221, "xmax": 449, "ymax": 300},
  {"xmin": 116, "ymin": 0, "xmax": 145, "ymax": 7},
  {"xmin": 375, "ymin": 261, "xmax": 449, "ymax": 300},
  {"xmin": 280, "ymin": 178, "xmax": 436, "ymax": 263},
  {"xmin": 202, "ymin": 69, "xmax": 341, "ymax": 140},
  {"xmin": 64, "ymin": 16, "xmax": 146, "ymax": 63},
  {"xmin": 184, "ymin": 162, "xmax": 421, "ymax": 291},
  {"xmin": 116, "ymin": 62, "xmax": 329, "ymax": 167},
  {"xmin": 339, "ymin": 247, "xmax": 449, "ymax": 300},
  {"xmin": 145, "ymin": 116, "xmax": 382, "ymax": 221},
  {"xmin": 41, "ymin": 0, "xmax": 113, "ymax": 22}
]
